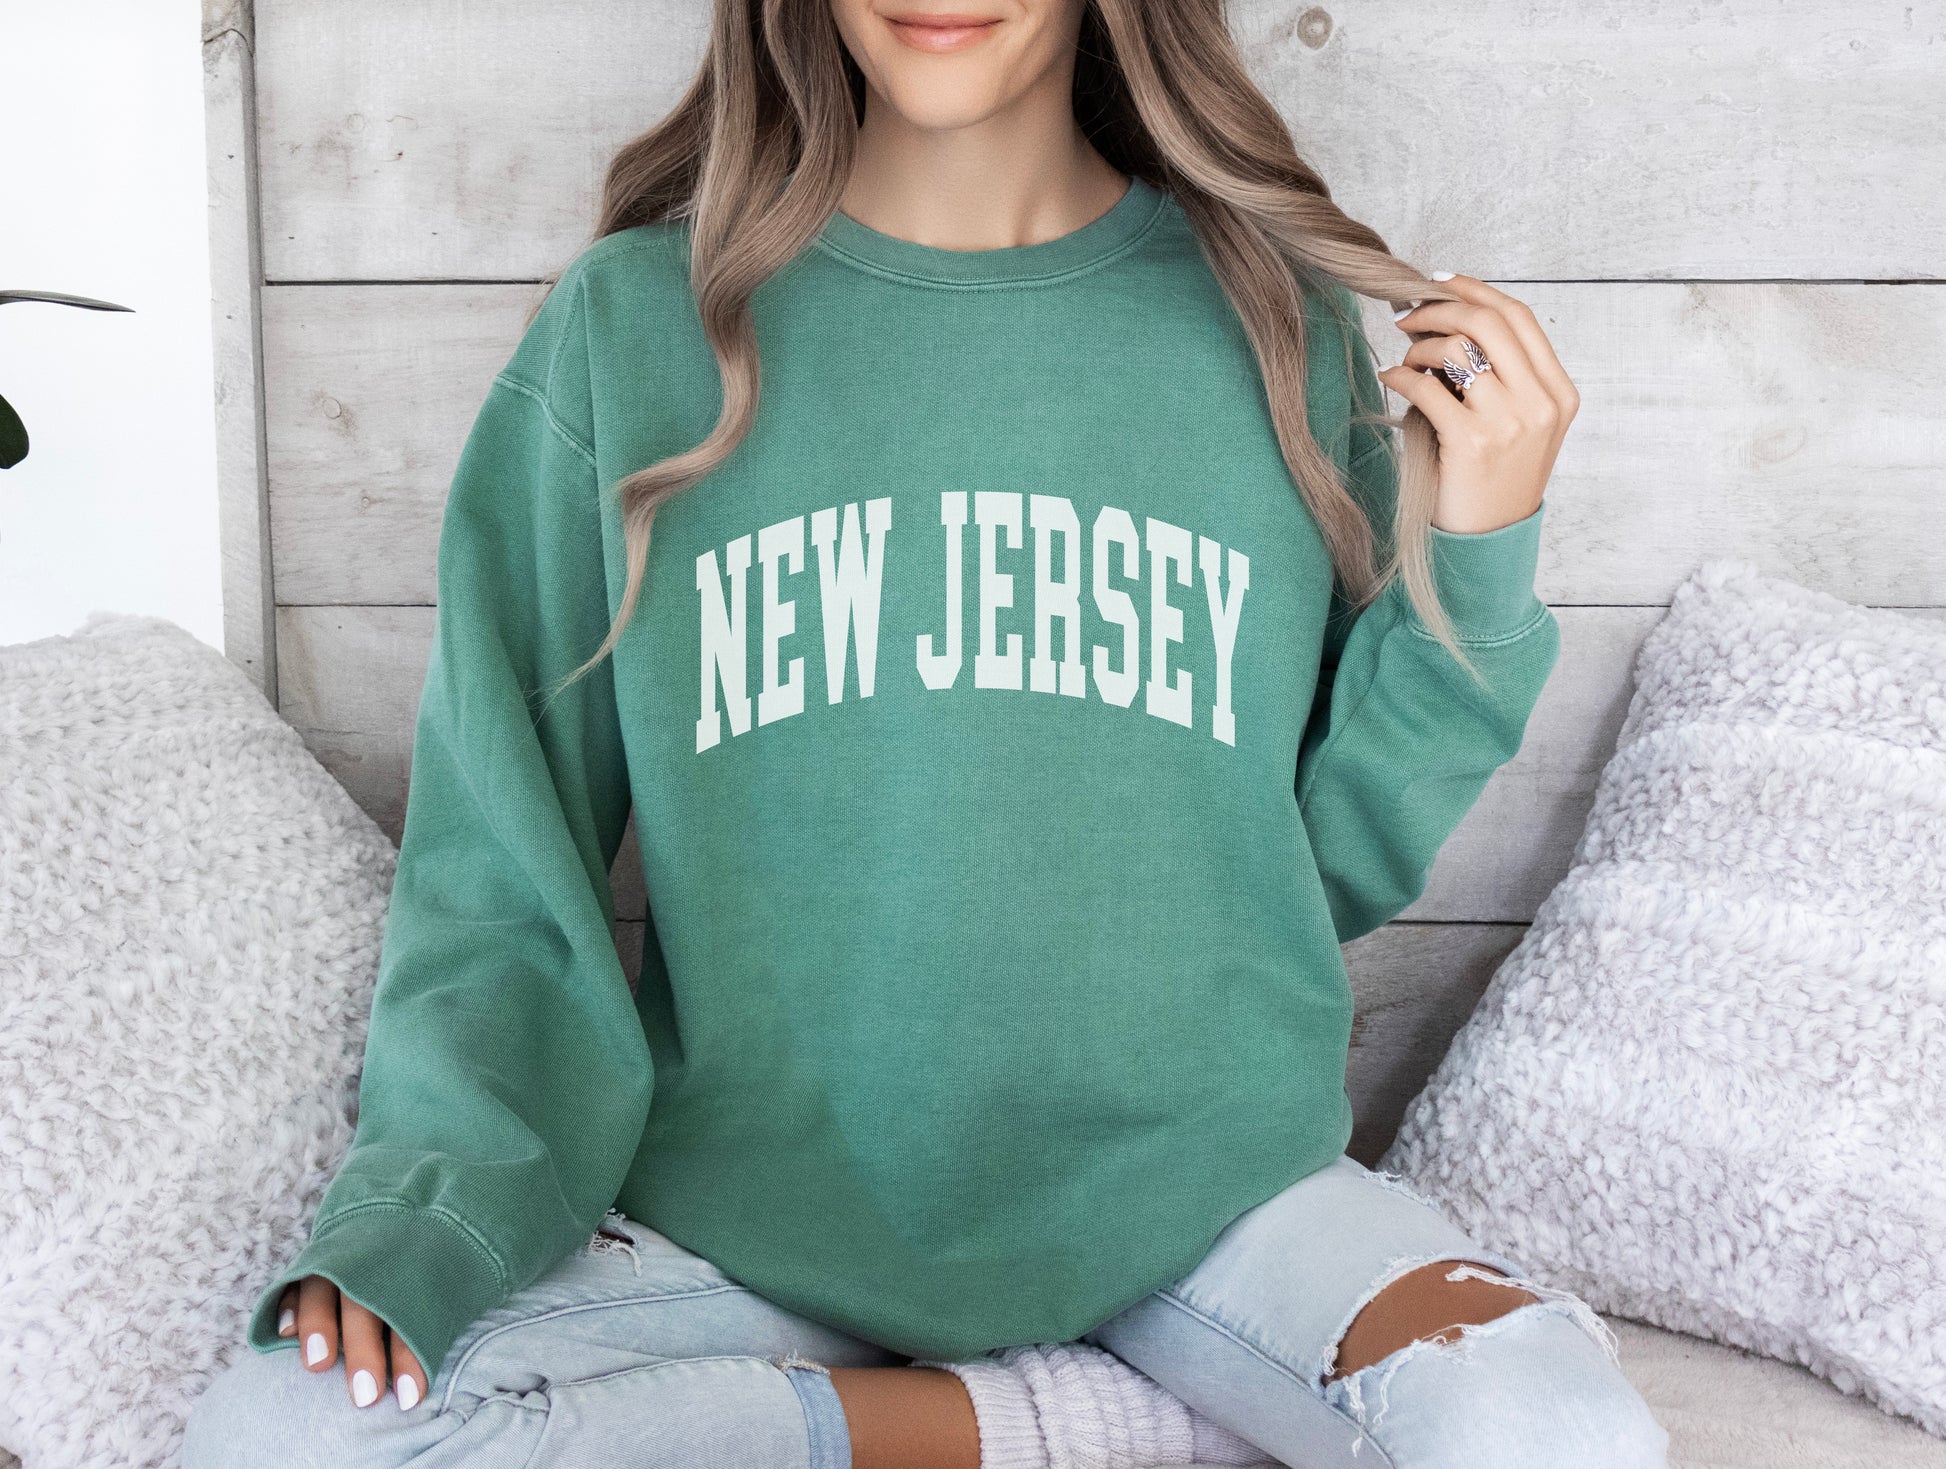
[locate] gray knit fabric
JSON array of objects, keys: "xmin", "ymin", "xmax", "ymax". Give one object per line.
[
  {"xmin": 0, "ymin": 613, "xmax": 397, "ymax": 1469},
  {"xmin": 915, "ymin": 1341, "xmax": 1270, "ymax": 1469},
  {"xmin": 1382, "ymin": 558, "xmax": 1946, "ymax": 1438}
]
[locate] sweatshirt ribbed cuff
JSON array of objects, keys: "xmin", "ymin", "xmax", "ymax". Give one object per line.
[
  {"xmin": 245, "ymin": 1201, "xmax": 510, "ymax": 1385},
  {"xmin": 1413, "ymin": 497, "xmax": 1549, "ymax": 642}
]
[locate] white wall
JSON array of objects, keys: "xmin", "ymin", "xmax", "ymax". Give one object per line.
[{"xmin": 0, "ymin": 0, "xmax": 220, "ymax": 648}]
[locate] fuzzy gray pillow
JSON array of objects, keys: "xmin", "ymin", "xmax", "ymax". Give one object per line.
[
  {"xmin": 1381, "ymin": 559, "xmax": 1946, "ymax": 1438},
  {"xmin": 0, "ymin": 614, "xmax": 396, "ymax": 1469}
]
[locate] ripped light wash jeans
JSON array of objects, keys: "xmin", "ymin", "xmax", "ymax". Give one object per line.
[{"xmin": 182, "ymin": 1154, "xmax": 1670, "ymax": 1469}]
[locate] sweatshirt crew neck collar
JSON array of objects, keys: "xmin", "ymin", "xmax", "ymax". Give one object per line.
[{"xmin": 813, "ymin": 174, "xmax": 1168, "ymax": 287}]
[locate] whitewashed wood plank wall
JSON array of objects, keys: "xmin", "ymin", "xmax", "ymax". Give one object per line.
[{"xmin": 219, "ymin": 0, "xmax": 1946, "ymax": 1163}]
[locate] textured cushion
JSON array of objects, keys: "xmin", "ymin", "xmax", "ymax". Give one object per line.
[
  {"xmin": 1611, "ymin": 1317, "xmax": 1946, "ymax": 1468},
  {"xmin": 0, "ymin": 614, "xmax": 395, "ymax": 1469},
  {"xmin": 1382, "ymin": 559, "xmax": 1946, "ymax": 1439}
]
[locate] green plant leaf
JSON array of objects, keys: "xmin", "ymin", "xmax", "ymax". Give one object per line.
[
  {"xmin": 0, "ymin": 291, "xmax": 133, "ymax": 467},
  {"xmin": 0, "ymin": 392, "xmax": 26, "ymax": 468},
  {"xmin": 0, "ymin": 290, "xmax": 134, "ymax": 312}
]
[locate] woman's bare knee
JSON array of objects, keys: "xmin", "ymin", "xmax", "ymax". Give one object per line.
[{"xmin": 1324, "ymin": 1257, "xmax": 1541, "ymax": 1382}]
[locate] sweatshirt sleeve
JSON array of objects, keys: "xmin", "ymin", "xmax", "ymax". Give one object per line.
[
  {"xmin": 1294, "ymin": 292, "xmax": 1561, "ymax": 945},
  {"xmin": 242, "ymin": 268, "xmax": 653, "ymax": 1381}
]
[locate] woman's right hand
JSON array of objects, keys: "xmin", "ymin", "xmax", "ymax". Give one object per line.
[{"xmin": 276, "ymin": 1275, "xmax": 427, "ymax": 1410}]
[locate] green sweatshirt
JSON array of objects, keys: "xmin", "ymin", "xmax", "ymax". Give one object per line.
[{"xmin": 246, "ymin": 174, "xmax": 1559, "ymax": 1376}]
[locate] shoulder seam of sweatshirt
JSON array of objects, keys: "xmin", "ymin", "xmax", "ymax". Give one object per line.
[
  {"xmin": 491, "ymin": 263, "xmax": 600, "ymax": 465},
  {"xmin": 492, "ymin": 370, "xmax": 596, "ymax": 468}
]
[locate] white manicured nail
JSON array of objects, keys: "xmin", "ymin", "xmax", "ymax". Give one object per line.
[
  {"xmin": 1430, "ymin": 270, "xmax": 1456, "ymax": 281},
  {"xmin": 397, "ymin": 1374, "xmax": 422, "ymax": 1411},
  {"xmin": 351, "ymin": 1369, "xmax": 379, "ymax": 1407},
  {"xmin": 1392, "ymin": 304, "xmax": 1416, "ymax": 322},
  {"xmin": 305, "ymin": 1332, "xmax": 329, "ymax": 1365},
  {"xmin": 278, "ymin": 1307, "xmax": 296, "ymax": 1335}
]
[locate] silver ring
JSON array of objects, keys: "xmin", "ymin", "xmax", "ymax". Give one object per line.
[{"xmin": 1440, "ymin": 337, "xmax": 1493, "ymax": 394}]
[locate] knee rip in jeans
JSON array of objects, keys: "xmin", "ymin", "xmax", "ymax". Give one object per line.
[
  {"xmin": 582, "ymin": 1208, "xmax": 645, "ymax": 1274},
  {"xmin": 1323, "ymin": 1258, "xmax": 1621, "ymax": 1455}
]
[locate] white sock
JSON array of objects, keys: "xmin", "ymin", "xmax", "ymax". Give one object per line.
[{"xmin": 911, "ymin": 1340, "xmax": 1272, "ymax": 1469}]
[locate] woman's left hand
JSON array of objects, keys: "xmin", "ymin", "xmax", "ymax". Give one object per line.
[{"xmin": 1378, "ymin": 273, "xmax": 1580, "ymax": 536}]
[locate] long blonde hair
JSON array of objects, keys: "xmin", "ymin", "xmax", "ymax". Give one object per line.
[{"xmin": 547, "ymin": 0, "xmax": 1482, "ymax": 696}]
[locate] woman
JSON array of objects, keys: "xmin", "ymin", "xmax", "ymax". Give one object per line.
[{"xmin": 186, "ymin": 2, "xmax": 1668, "ymax": 1466}]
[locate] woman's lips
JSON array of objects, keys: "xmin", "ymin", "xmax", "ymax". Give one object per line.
[{"xmin": 885, "ymin": 13, "xmax": 1002, "ymax": 53}]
